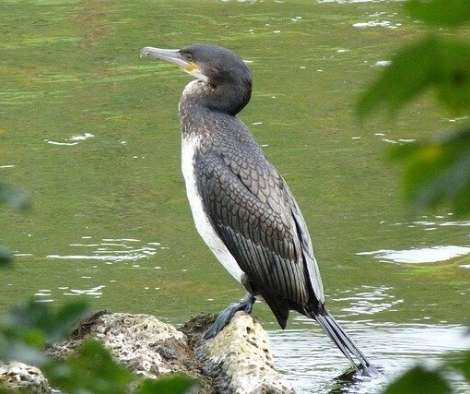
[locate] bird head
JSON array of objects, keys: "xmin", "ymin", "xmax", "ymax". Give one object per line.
[
  {"xmin": 140, "ymin": 44, "xmax": 252, "ymax": 115},
  {"xmin": 140, "ymin": 44, "xmax": 251, "ymax": 88}
]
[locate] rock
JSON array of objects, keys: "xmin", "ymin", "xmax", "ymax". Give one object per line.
[
  {"xmin": 49, "ymin": 312, "xmax": 190, "ymax": 377},
  {"xmin": 47, "ymin": 312, "xmax": 212, "ymax": 392},
  {"xmin": 194, "ymin": 312, "xmax": 295, "ymax": 394},
  {"xmin": 6, "ymin": 311, "xmax": 294, "ymax": 394},
  {"xmin": 0, "ymin": 361, "xmax": 51, "ymax": 393}
]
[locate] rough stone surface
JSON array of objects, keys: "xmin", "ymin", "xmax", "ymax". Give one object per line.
[
  {"xmin": 47, "ymin": 312, "xmax": 209, "ymax": 386},
  {"xmin": 4, "ymin": 311, "xmax": 294, "ymax": 394},
  {"xmin": 194, "ymin": 312, "xmax": 295, "ymax": 394},
  {"xmin": 0, "ymin": 361, "xmax": 51, "ymax": 393}
]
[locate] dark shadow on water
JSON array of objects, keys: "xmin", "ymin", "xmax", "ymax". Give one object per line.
[{"xmin": 328, "ymin": 366, "xmax": 384, "ymax": 394}]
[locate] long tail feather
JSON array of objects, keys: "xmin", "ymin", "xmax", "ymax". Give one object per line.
[
  {"xmin": 316, "ymin": 314, "xmax": 357, "ymax": 366},
  {"xmin": 311, "ymin": 309, "xmax": 376, "ymax": 375}
]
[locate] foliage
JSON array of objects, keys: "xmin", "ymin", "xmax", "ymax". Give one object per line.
[
  {"xmin": 383, "ymin": 366, "xmax": 451, "ymax": 394},
  {"xmin": 44, "ymin": 339, "xmax": 196, "ymax": 394},
  {"xmin": 357, "ymin": 0, "xmax": 470, "ymax": 216},
  {"xmin": 390, "ymin": 128, "xmax": 470, "ymax": 214},
  {"xmin": 0, "ymin": 300, "xmax": 196, "ymax": 393},
  {"xmin": 357, "ymin": 37, "xmax": 470, "ymax": 118},
  {"xmin": 136, "ymin": 375, "xmax": 196, "ymax": 394},
  {"xmin": 405, "ymin": 0, "xmax": 470, "ymax": 28},
  {"xmin": 382, "ymin": 350, "xmax": 470, "ymax": 394},
  {"xmin": 357, "ymin": 0, "xmax": 470, "ymax": 393},
  {"xmin": 0, "ymin": 300, "xmax": 89, "ymax": 365},
  {"xmin": 44, "ymin": 339, "xmax": 133, "ymax": 394}
]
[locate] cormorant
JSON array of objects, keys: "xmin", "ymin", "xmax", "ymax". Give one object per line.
[{"xmin": 140, "ymin": 44, "xmax": 375, "ymax": 373}]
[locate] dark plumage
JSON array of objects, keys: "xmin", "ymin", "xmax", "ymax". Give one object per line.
[
  {"xmin": 141, "ymin": 43, "xmax": 376, "ymax": 374},
  {"xmin": 192, "ymin": 119, "xmax": 310, "ymax": 326}
]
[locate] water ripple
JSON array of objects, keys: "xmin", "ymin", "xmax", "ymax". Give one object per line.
[
  {"xmin": 45, "ymin": 132, "xmax": 94, "ymax": 146},
  {"xmin": 47, "ymin": 237, "xmax": 161, "ymax": 262},
  {"xmin": 357, "ymin": 246, "xmax": 470, "ymax": 264},
  {"xmin": 270, "ymin": 323, "xmax": 470, "ymax": 393},
  {"xmin": 334, "ymin": 286, "xmax": 403, "ymax": 316}
]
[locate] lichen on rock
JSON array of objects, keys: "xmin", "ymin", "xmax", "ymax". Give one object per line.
[
  {"xmin": 47, "ymin": 312, "xmax": 208, "ymax": 386},
  {"xmin": 195, "ymin": 312, "xmax": 295, "ymax": 394},
  {"xmin": 0, "ymin": 361, "xmax": 50, "ymax": 394},
  {"xmin": 2, "ymin": 311, "xmax": 295, "ymax": 394}
]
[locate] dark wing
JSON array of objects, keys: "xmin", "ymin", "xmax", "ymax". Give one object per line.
[
  {"xmin": 195, "ymin": 135, "xmax": 324, "ymax": 327},
  {"xmin": 282, "ymin": 180, "xmax": 325, "ymax": 304}
]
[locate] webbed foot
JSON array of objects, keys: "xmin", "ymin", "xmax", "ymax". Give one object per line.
[{"xmin": 204, "ymin": 293, "xmax": 255, "ymax": 339}]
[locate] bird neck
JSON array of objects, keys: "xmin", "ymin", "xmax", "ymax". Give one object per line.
[{"xmin": 180, "ymin": 78, "xmax": 252, "ymax": 118}]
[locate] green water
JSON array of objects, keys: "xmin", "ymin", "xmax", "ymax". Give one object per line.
[{"xmin": 1, "ymin": 0, "xmax": 470, "ymax": 392}]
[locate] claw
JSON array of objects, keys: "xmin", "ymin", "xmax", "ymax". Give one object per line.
[{"xmin": 204, "ymin": 293, "xmax": 255, "ymax": 339}]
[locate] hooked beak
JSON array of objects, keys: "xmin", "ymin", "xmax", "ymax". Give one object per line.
[
  {"xmin": 140, "ymin": 47, "xmax": 187, "ymax": 67},
  {"xmin": 140, "ymin": 46, "xmax": 208, "ymax": 82}
]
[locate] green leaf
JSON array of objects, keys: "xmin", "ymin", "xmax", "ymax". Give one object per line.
[
  {"xmin": 136, "ymin": 375, "xmax": 195, "ymax": 394},
  {"xmin": 406, "ymin": 0, "xmax": 470, "ymax": 28},
  {"xmin": 0, "ymin": 339, "xmax": 47, "ymax": 365},
  {"xmin": 44, "ymin": 339, "xmax": 133, "ymax": 394},
  {"xmin": 48, "ymin": 301, "xmax": 91, "ymax": 343},
  {"xmin": 0, "ymin": 183, "xmax": 30, "ymax": 211},
  {"xmin": 357, "ymin": 37, "xmax": 470, "ymax": 119},
  {"xmin": 0, "ymin": 245, "xmax": 12, "ymax": 268},
  {"xmin": 1, "ymin": 300, "xmax": 89, "ymax": 344},
  {"xmin": 390, "ymin": 127, "xmax": 470, "ymax": 215},
  {"xmin": 383, "ymin": 365, "xmax": 451, "ymax": 394},
  {"xmin": 0, "ymin": 300, "xmax": 90, "ymax": 365}
]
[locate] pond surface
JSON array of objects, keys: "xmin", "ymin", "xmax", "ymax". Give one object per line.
[{"xmin": 1, "ymin": 0, "xmax": 470, "ymax": 392}]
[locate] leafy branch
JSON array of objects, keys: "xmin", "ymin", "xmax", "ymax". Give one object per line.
[
  {"xmin": 357, "ymin": 0, "xmax": 470, "ymax": 216},
  {"xmin": 0, "ymin": 300, "xmax": 195, "ymax": 393},
  {"xmin": 357, "ymin": 0, "xmax": 470, "ymax": 393}
]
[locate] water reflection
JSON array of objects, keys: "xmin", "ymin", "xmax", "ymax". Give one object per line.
[
  {"xmin": 45, "ymin": 132, "xmax": 95, "ymax": 146},
  {"xmin": 333, "ymin": 286, "xmax": 403, "ymax": 316},
  {"xmin": 352, "ymin": 20, "xmax": 400, "ymax": 29},
  {"xmin": 63, "ymin": 285, "xmax": 106, "ymax": 298},
  {"xmin": 413, "ymin": 219, "xmax": 470, "ymax": 228},
  {"xmin": 33, "ymin": 284, "xmax": 107, "ymax": 303},
  {"xmin": 374, "ymin": 60, "xmax": 391, "ymax": 67},
  {"xmin": 270, "ymin": 323, "xmax": 470, "ymax": 393},
  {"xmin": 357, "ymin": 246, "xmax": 470, "ymax": 264},
  {"xmin": 34, "ymin": 289, "xmax": 54, "ymax": 303},
  {"xmin": 47, "ymin": 237, "xmax": 161, "ymax": 262}
]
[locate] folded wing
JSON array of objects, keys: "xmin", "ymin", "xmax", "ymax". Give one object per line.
[{"xmin": 194, "ymin": 138, "xmax": 324, "ymax": 327}]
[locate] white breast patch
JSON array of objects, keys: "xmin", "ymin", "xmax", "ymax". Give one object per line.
[{"xmin": 181, "ymin": 134, "xmax": 244, "ymax": 283}]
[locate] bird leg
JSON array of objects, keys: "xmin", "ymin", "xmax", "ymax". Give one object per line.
[{"xmin": 204, "ymin": 293, "xmax": 256, "ymax": 339}]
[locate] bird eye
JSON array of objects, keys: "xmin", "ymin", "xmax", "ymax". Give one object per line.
[{"xmin": 182, "ymin": 52, "xmax": 193, "ymax": 62}]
